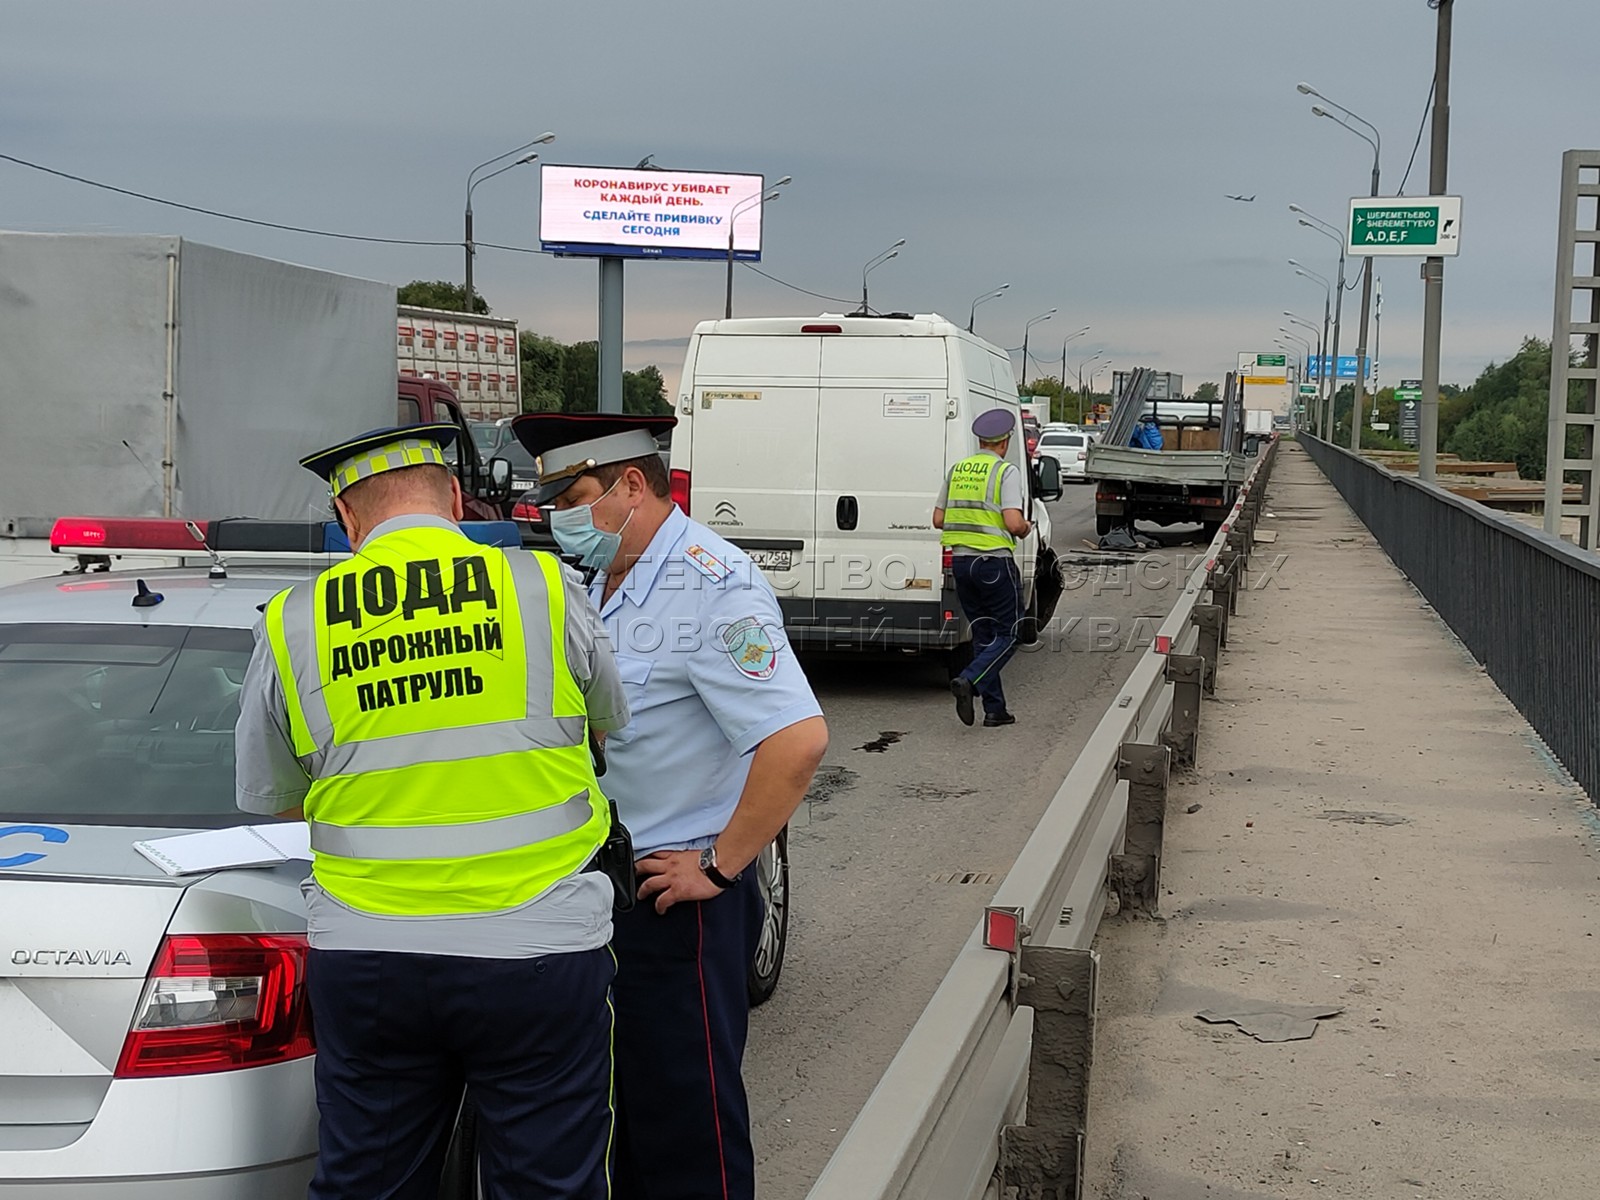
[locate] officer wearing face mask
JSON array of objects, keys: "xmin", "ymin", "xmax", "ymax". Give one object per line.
[{"xmin": 512, "ymin": 414, "xmax": 829, "ymax": 1200}]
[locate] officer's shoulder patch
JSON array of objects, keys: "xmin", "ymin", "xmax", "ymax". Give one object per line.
[
  {"xmin": 720, "ymin": 615, "xmax": 778, "ymax": 680},
  {"xmin": 684, "ymin": 543, "xmax": 732, "ymax": 583}
]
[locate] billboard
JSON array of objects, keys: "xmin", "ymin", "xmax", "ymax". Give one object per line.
[
  {"xmin": 539, "ymin": 165, "xmax": 766, "ymax": 261},
  {"xmin": 1305, "ymin": 355, "xmax": 1372, "ymax": 380}
]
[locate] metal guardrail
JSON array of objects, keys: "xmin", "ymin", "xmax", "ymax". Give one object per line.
[
  {"xmin": 806, "ymin": 439, "xmax": 1280, "ymax": 1200},
  {"xmin": 1301, "ymin": 435, "xmax": 1600, "ymax": 801}
]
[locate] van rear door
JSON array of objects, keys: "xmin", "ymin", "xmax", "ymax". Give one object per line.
[
  {"xmin": 686, "ymin": 335, "xmax": 822, "ymax": 618},
  {"xmin": 814, "ymin": 336, "xmax": 948, "ymax": 616}
]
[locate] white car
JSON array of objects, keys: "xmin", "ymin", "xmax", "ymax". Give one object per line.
[
  {"xmin": 1037, "ymin": 429, "xmax": 1092, "ymax": 480},
  {"xmin": 0, "ymin": 515, "xmax": 788, "ymax": 1196}
]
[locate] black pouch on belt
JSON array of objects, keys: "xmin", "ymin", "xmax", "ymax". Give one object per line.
[{"xmin": 589, "ymin": 731, "xmax": 636, "ymax": 912}]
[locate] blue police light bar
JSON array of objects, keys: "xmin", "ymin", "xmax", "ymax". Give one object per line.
[{"xmin": 320, "ymin": 521, "xmax": 521, "ymax": 553}]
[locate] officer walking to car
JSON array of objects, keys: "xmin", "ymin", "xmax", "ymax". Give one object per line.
[
  {"xmin": 234, "ymin": 422, "xmax": 630, "ymax": 1200},
  {"xmin": 933, "ymin": 408, "xmax": 1032, "ymax": 728},
  {"xmin": 514, "ymin": 412, "xmax": 829, "ymax": 1200}
]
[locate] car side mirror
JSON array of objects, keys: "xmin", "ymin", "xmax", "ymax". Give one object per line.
[
  {"xmin": 1035, "ymin": 455, "xmax": 1063, "ymax": 502},
  {"xmin": 485, "ymin": 456, "xmax": 514, "ymax": 503}
]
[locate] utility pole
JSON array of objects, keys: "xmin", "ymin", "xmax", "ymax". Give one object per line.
[{"xmin": 1418, "ymin": 0, "xmax": 1453, "ymax": 481}]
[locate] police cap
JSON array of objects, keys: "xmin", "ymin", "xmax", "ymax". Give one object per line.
[
  {"xmin": 510, "ymin": 413, "xmax": 677, "ymax": 506},
  {"xmin": 971, "ymin": 409, "xmax": 1016, "ymax": 441},
  {"xmin": 299, "ymin": 423, "xmax": 460, "ymax": 498}
]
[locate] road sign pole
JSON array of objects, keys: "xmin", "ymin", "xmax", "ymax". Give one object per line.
[
  {"xmin": 1418, "ymin": 0, "xmax": 1453, "ymax": 481},
  {"xmin": 598, "ymin": 256, "xmax": 624, "ymax": 414},
  {"xmin": 1325, "ymin": 248, "xmax": 1346, "ymax": 441},
  {"xmin": 1350, "ymin": 158, "xmax": 1381, "ymax": 453}
]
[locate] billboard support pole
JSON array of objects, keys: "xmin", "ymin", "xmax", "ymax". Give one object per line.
[{"xmin": 598, "ymin": 257, "xmax": 624, "ymax": 414}]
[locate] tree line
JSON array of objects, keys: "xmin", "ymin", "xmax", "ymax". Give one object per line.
[{"xmin": 398, "ymin": 281, "xmax": 670, "ymax": 416}]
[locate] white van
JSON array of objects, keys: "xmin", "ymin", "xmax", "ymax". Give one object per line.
[{"xmin": 668, "ymin": 313, "xmax": 1064, "ymax": 670}]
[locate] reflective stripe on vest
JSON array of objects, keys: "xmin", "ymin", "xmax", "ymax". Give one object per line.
[
  {"xmin": 940, "ymin": 453, "xmax": 1016, "ymax": 552},
  {"xmin": 264, "ymin": 523, "xmax": 608, "ymax": 916}
]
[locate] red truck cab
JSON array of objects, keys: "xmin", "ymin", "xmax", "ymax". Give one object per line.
[{"xmin": 396, "ymin": 376, "xmax": 509, "ymax": 521}]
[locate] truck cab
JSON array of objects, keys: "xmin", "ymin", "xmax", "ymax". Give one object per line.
[{"xmin": 396, "ymin": 376, "xmax": 512, "ymax": 521}]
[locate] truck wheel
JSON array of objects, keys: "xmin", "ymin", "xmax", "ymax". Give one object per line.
[
  {"xmin": 1096, "ymin": 515, "xmax": 1116, "ymax": 536},
  {"xmin": 748, "ymin": 828, "xmax": 789, "ymax": 1007}
]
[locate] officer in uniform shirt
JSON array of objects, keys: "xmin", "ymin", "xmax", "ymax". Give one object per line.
[
  {"xmin": 933, "ymin": 408, "xmax": 1033, "ymax": 728},
  {"xmin": 514, "ymin": 413, "xmax": 829, "ymax": 1200},
  {"xmin": 234, "ymin": 423, "xmax": 629, "ymax": 1200}
]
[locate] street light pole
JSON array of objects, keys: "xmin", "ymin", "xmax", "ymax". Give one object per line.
[
  {"xmin": 1419, "ymin": 0, "xmax": 1454, "ymax": 481},
  {"xmin": 1290, "ymin": 259, "xmax": 1333, "ymax": 422},
  {"xmin": 1293, "ymin": 206, "xmax": 1347, "ymax": 440},
  {"xmin": 1020, "ymin": 308, "xmax": 1056, "ymax": 385},
  {"xmin": 1283, "ymin": 311, "xmax": 1322, "ymax": 425},
  {"xmin": 465, "ymin": 133, "xmax": 555, "ymax": 311},
  {"xmin": 1301, "ymin": 84, "xmax": 1384, "ymax": 451},
  {"xmin": 858, "ymin": 238, "xmax": 905, "ymax": 315},
  {"xmin": 1075, "ymin": 350, "xmax": 1102, "ymax": 420},
  {"xmin": 724, "ymin": 176, "xmax": 791, "ymax": 320},
  {"xmin": 968, "ymin": 284, "xmax": 1010, "ymax": 334}
]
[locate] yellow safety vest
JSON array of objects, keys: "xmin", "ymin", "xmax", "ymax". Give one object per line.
[
  {"xmin": 264, "ymin": 519, "xmax": 608, "ymax": 916},
  {"xmin": 940, "ymin": 453, "xmax": 1017, "ymax": 553}
]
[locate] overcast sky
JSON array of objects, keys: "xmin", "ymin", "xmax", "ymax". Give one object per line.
[{"xmin": 5, "ymin": 0, "xmax": 1594, "ymax": 397}]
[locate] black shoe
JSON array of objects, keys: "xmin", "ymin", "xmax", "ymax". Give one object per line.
[
  {"xmin": 951, "ymin": 678, "xmax": 975, "ymax": 726},
  {"xmin": 983, "ymin": 710, "xmax": 1017, "ymax": 727}
]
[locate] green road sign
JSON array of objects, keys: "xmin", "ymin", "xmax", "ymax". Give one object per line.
[
  {"xmin": 1299, "ymin": 384, "xmax": 1317, "ymax": 396},
  {"xmin": 1256, "ymin": 353, "xmax": 1286, "ymax": 367},
  {"xmin": 1349, "ymin": 196, "xmax": 1461, "ymax": 257}
]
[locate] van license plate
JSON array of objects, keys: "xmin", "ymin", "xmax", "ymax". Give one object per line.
[{"xmin": 748, "ymin": 549, "xmax": 793, "ymax": 572}]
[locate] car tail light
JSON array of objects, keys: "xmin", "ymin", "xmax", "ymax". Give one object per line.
[
  {"xmin": 114, "ymin": 934, "xmax": 313, "ymax": 1079},
  {"xmin": 1077, "ymin": 451, "xmax": 1087, "ymax": 461},
  {"xmin": 511, "ymin": 499, "xmax": 544, "ymax": 523},
  {"xmin": 941, "ymin": 547, "xmax": 954, "ymax": 572},
  {"xmin": 670, "ymin": 468, "xmax": 691, "ymax": 515}
]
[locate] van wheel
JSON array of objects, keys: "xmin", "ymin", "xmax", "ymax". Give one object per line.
[
  {"xmin": 748, "ymin": 828, "xmax": 789, "ymax": 1007},
  {"xmin": 945, "ymin": 641, "xmax": 974, "ymax": 681},
  {"xmin": 1015, "ymin": 584, "xmax": 1041, "ymax": 646}
]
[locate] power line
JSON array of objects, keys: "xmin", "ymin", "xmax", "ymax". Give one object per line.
[
  {"xmin": 1395, "ymin": 75, "xmax": 1436, "ymax": 196},
  {"xmin": 740, "ymin": 263, "xmax": 854, "ymax": 305},
  {"xmin": 0, "ymin": 152, "xmax": 462, "ymax": 247}
]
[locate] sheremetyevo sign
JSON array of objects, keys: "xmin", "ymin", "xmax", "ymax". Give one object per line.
[
  {"xmin": 1348, "ymin": 196, "xmax": 1462, "ymax": 257},
  {"xmin": 539, "ymin": 165, "xmax": 767, "ymax": 261}
]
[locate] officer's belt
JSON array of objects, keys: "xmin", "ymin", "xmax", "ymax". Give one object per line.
[{"xmin": 308, "ymin": 791, "xmax": 594, "ymax": 860}]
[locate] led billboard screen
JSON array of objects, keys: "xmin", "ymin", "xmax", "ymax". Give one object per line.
[{"xmin": 538, "ymin": 165, "xmax": 766, "ymax": 261}]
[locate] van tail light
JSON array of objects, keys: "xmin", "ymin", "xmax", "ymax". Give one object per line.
[
  {"xmin": 670, "ymin": 469, "xmax": 691, "ymax": 516},
  {"xmin": 941, "ymin": 547, "xmax": 954, "ymax": 572},
  {"xmin": 800, "ymin": 324, "xmax": 843, "ymax": 334},
  {"xmin": 114, "ymin": 933, "xmax": 314, "ymax": 1079}
]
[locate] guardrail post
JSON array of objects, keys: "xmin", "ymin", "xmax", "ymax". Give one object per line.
[
  {"xmin": 1191, "ymin": 604, "xmax": 1223, "ymax": 694},
  {"xmin": 1109, "ymin": 742, "xmax": 1171, "ymax": 912},
  {"xmin": 999, "ymin": 946, "xmax": 1099, "ymax": 1200},
  {"xmin": 1163, "ymin": 654, "xmax": 1204, "ymax": 768},
  {"xmin": 1216, "ymin": 546, "xmax": 1240, "ymax": 616}
]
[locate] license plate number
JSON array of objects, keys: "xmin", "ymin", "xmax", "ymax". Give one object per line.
[{"xmin": 748, "ymin": 549, "xmax": 793, "ymax": 572}]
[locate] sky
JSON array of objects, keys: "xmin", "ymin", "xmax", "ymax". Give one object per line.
[{"xmin": 4, "ymin": 0, "xmax": 1595, "ymax": 400}]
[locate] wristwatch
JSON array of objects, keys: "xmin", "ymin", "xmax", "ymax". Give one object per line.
[{"xmin": 699, "ymin": 845, "xmax": 740, "ymax": 889}]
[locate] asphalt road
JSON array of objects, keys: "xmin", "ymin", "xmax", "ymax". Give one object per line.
[{"xmin": 748, "ymin": 485, "xmax": 1205, "ymax": 1197}]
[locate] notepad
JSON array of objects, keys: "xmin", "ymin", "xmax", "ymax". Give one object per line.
[{"xmin": 133, "ymin": 823, "xmax": 312, "ymax": 876}]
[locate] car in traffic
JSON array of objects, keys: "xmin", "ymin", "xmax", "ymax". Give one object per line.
[
  {"xmin": 1038, "ymin": 428, "xmax": 1092, "ymax": 480},
  {"xmin": 0, "ymin": 516, "xmax": 790, "ymax": 1196}
]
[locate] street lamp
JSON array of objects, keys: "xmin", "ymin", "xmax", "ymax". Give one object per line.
[
  {"xmin": 1301, "ymin": 81, "xmax": 1384, "ymax": 451},
  {"xmin": 1074, "ymin": 350, "xmax": 1103, "ymax": 421},
  {"xmin": 1283, "ymin": 310, "xmax": 1323, "ymax": 430},
  {"xmin": 1288, "ymin": 258, "xmax": 1333, "ymax": 411},
  {"xmin": 723, "ymin": 176, "xmax": 790, "ymax": 319},
  {"xmin": 1058, "ymin": 325, "xmax": 1091, "ymax": 413},
  {"xmin": 1291, "ymin": 204, "xmax": 1347, "ymax": 440},
  {"xmin": 858, "ymin": 238, "xmax": 905, "ymax": 315},
  {"xmin": 1019, "ymin": 309, "xmax": 1056, "ymax": 385},
  {"xmin": 967, "ymin": 284, "xmax": 1010, "ymax": 333},
  {"xmin": 465, "ymin": 132, "xmax": 555, "ymax": 311}
]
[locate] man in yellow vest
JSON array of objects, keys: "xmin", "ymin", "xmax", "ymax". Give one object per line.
[
  {"xmin": 234, "ymin": 423, "xmax": 630, "ymax": 1199},
  {"xmin": 933, "ymin": 408, "xmax": 1033, "ymax": 728}
]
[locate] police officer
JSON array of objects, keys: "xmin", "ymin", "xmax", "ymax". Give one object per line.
[
  {"xmin": 933, "ymin": 408, "xmax": 1032, "ymax": 728},
  {"xmin": 514, "ymin": 413, "xmax": 829, "ymax": 1200},
  {"xmin": 234, "ymin": 423, "xmax": 629, "ymax": 1200}
]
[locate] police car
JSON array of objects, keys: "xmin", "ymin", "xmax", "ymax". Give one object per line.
[{"xmin": 0, "ymin": 516, "xmax": 789, "ymax": 1196}]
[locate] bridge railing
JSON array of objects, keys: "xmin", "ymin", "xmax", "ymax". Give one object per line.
[
  {"xmin": 805, "ymin": 438, "xmax": 1280, "ymax": 1200},
  {"xmin": 1301, "ymin": 435, "xmax": 1599, "ymax": 801}
]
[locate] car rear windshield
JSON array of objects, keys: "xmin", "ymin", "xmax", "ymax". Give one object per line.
[{"xmin": 0, "ymin": 623, "xmax": 257, "ymax": 827}]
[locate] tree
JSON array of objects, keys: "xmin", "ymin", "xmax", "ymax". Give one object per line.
[
  {"xmin": 398, "ymin": 280, "xmax": 489, "ymax": 315},
  {"xmin": 1443, "ymin": 338, "xmax": 1562, "ymax": 480},
  {"xmin": 1192, "ymin": 381, "xmax": 1219, "ymax": 404},
  {"xmin": 518, "ymin": 332, "xmax": 566, "ymax": 412},
  {"xmin": 518, "ymin": 330, "xmax": 671, "ymax": 414},
  {"xmin": 623, "ymin": 365, "xmax": 670, "ymax": 415}
]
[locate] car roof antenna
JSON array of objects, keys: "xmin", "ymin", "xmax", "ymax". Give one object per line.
[{"xmin": 119, "ymin": 440, "xmax": 228, "ymax": 578}]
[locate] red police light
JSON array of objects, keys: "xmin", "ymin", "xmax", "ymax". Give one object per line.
[{"xmin": 50, "ymin": 517, "xmax": 210, "ymax": 553}]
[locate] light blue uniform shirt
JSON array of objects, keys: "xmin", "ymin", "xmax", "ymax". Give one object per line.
[{"xmin": 590, "ymin": 507, "xmax": 823, "ymax": 857}]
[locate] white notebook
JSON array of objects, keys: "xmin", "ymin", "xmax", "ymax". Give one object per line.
[{"xmin": 133, "ymin": 823, "xmax": 312, "ymax": 876}]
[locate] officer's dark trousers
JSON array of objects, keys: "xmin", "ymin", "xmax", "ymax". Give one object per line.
[
  {"xmin": 306, "ymin": 946, "xmax": 615, "ymax": 1200},
  {"xmin": 953, "ymin": 552, "xmax": 1023, "ymax": 715},
  {"xmin": 612, "ymin": 873, "xmax": 764, "ymax": 1200}
]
